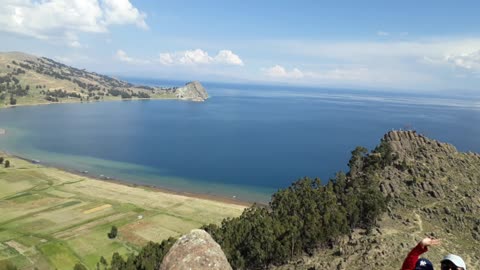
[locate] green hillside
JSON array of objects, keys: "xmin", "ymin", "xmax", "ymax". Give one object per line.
[{"xmin": 0, "ymin": 52, "xmax": 178, "ymax": 108}]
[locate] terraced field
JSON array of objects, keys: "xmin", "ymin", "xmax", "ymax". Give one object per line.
[{"xmin": 0, "ymin": 156, "xmax": 246, "ymax": 270}]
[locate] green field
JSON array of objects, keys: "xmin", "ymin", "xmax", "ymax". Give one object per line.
[{"xmin": 0, "ymin": 156, "xmax": 246, "ymax": 270}]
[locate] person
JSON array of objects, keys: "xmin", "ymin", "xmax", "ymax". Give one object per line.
[
  {"xmin": 401, "ymin": 237, "xmax": 467, "ymax": 270},
  {"xmin": 414, "ymin": 258, "xmax": 434, "ymax": 270}
]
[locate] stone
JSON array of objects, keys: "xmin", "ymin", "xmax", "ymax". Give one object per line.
[{"xmin": 160, "ymin": 229, "xmax": 232, "ymax": 270}]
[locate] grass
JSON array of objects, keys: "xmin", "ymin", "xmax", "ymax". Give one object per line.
[{"xmin": 0, "ymin": 155, "xmax": 246, "ymax": 269}]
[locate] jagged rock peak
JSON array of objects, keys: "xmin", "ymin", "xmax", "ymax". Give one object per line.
[
  {"xmin": 382, "ymin": 130, "xmax": 457, "ymax": 155},
  {"xmin": 160, "ymin": 229, "xmax": 232, "ymax": 270}
]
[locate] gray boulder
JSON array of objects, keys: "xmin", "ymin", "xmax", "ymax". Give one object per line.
[{"xmin": 160, "ymin": 229, "xmax": 232, "ymax": 270}]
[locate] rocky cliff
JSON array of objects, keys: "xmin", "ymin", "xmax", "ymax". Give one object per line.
[
  {"xmin": 275, "ymin": 130, "xmax": 480, "ymax": 269},
  {"xmin": 174, "ymin": 81, "xmax": 209, "ymax": 102}
]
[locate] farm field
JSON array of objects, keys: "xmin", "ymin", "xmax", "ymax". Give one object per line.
[{"xmin": 0, "ymin": 155, "xmax": 246, "ymax": 270}]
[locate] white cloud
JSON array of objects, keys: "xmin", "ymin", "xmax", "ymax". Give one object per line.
[
  {"xmin": 65, "ymin": 32, "xmax": 83, "ymax": 48},
  {"xmin": 444, "ymin": 50, "xmax": 480, "ymax": 71},
  {"xmin": 159, "ymin": 53, "xmax": 174, "ymax": 65},
  {"xmin": 102, "ymin": 0, "xmax": 148, "ymax": 30},
  {"xmin": 377, "ymin": 31, "xmax": 389, "ymax": 36},
  {"xmin": 115, "ymin": 49, "xmax": 149, "ymax": 64},
  {"xmin": 263, "ymin": 65, "xmax": 372, "ymax": 82},
  {"xmin": 0, "ymin": 0, "xmax": 148, "ymax": 45},
  {"xmin": 158, "ymin": 49, "xmax": 244, "ymax": 66},
  {"xmin": 264, "ymin": 65, "xmax": 304, "ymax": 79},
  {"xmin": 115, "ymin": 49, "xmax": 133, "ymax": 63},
  {"xmin": 179, "ymin": 49, "xmax": 213, "ymax": 65},
  {"xmin": 214, "ymin": 50, "xmax": 244, "ymax": 66}
]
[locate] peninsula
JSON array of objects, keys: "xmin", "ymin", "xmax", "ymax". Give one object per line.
[{"xmin": 0, "ymin": 52, "xmax": 209, "ymax": 108}]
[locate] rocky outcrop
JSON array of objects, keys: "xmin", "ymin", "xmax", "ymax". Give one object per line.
[
  {"xmin": 175, "ymin": 81, "xmax": 209, "ymax": 102},
  {"xmin": 274, "ymin": 130, "xmax": 480, "ymax": 270},
  {"xmin": 160, "ymin": 229, "xmax": 232, "ymax": 270}
]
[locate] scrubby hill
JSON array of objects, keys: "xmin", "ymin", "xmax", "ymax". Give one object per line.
[
  {"xmin": 0, "ymin": 52, "xmax": 208, "ymax": 107},
  {"xmin": 274, "ymin": 130, "xmax": 480, "ymax": 269}
]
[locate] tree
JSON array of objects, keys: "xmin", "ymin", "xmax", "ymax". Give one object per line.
[
  {"xmin": 0, "ymin": 157, "xmax": 4, "ymax": 164},
  {"xmin": 348, "ymin": 146, "xmax": 368, "ymax": 177},
  {"xmin": 108, "ymin": 225, "xmax": 118, "ymax": 239},
  {"xmin": 4, "ymin": 160, "xmax": 10, "ymax": 168},
  {"xmin": 110, "ymin": 252, "xmax": 125, "ymax": 270},
  {"xmin": 99, "ymin": 256, "xmax": 108, "ymax": 270},
  {"xmin": 9, "ymin": 95, "xmax": 16, "ymax": 105},
  {"xmin": 73, "ymin": 263, "xmax": 87, "ymax": 270}
]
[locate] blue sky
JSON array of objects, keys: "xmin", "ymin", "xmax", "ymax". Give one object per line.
[{"xmin": 1, "ymin": 0, "xmax": 480, "ymax": 91}]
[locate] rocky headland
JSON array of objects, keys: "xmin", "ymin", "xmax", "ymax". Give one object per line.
[
  {"xmin": 274, "ymin": 130, "xmax": 480, "ymax": 269},
  {"xmin": 175, "ymin": 81, "xmax": 209, "ymax": 102}
]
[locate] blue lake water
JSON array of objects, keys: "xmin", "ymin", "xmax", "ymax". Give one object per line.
[{"xmin": 1, "ymin": 80, "xmax": 480, "ymax": 202}]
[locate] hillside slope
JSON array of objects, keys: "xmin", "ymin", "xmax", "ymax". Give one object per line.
[
  {"xmin": 276, "ymin": 131, "xmax": 480, "ymax": 269},
  {"xmin": 0, "ymin": 52, "xmax": 208, "ymax": 107}
]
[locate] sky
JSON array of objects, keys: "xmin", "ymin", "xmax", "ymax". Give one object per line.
[{"xmin": 1, "ymin": 0, "xmax": 480, "ymax": 92}]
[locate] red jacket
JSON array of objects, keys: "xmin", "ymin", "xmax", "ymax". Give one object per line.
[{"xmin": 401, "ymin": 243, "xmax": 428, "ymax": 270}]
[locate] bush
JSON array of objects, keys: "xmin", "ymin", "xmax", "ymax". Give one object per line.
[
  {"xmin": 9, "ymin": 96, "xmax": 16, "ymax": 105},
  {"xmin": 93, "ymin": 237, "xmax": 176, "ymax": 270},
  {"xmin": 108, "ymin": 226, "xmax": 118, "ymax": 239},
  {"xmin": 73, "ymin": 263, "xmax": 87, "ymax": 270},
  {"xmin": 4, "ymin": 160, "xmax": 10, "ymax": 168},
  {"xmin": 0, "ymin": 157, "xmax": 3, "ymax": 164}
]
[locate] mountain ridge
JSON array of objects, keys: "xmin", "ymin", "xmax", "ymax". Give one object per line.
[
  {"xmin": 274, "ymin": 130, "xmax": 480, "ymax": 269},
  {"xmin": 0, "ymin": 51, "xmax": 209, "ymax": 107}
]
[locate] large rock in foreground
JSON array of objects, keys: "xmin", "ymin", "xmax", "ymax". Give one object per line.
[
  {"xmin": 160, "ymin": 229, "xmax": 232, "ymax": 270},
  {"xmin": 175, "ymin": 81, "xmax": 209, "ymax": 101}
]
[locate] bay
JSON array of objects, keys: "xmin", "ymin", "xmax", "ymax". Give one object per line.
[{"xmin": 1, "ymin": 80, "xmax": 480, "ymax": 202}]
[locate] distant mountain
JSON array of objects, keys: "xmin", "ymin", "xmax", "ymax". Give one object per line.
[{"xmin": 0, "ymin": 51, "xmax": 208, "ymax": 107}]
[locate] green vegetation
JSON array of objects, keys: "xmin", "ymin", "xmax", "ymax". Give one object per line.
[
  {"xmin": 94, "ymin": 144, "xmax": 388, "ymax": 270},
  {"xmin": 0, "ymin": 52, "xmax": 178, "ymax": 108},
  {"xmin": 95, "ymin": 238, "xmax": 176, "ymax": 270},
  {"xmin": 0, "ymin": 155, "xmax": 245, "ymax": 270},
  {"xmin": 198, "ymin": 145, "xmax": 389, "ymax": 269},
  {"xmin": 108, "ymin": 226, "xmax": 118, "ymax": 239},
  {"xmin": 4, "ymin": 160, "xmax": 9, "ymax": 168}
]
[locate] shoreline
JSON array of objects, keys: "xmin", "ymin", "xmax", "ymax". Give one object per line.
[
  {"xmin": 9, "ymin": 152, "xmax": 255, "ymax": 207},
  {"xmin": 0, "ymin": 96, "xmax": 181, "ymax": 110}
]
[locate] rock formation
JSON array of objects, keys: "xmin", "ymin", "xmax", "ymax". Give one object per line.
[
  {"xmin": 175, "ymin": 81, "xmax": 209, "ymax": 102},
  {"xmin": 160, "ymin": 229, "xmax": 232, "ymax": 270},
  {"xmin": 274, "ymin": 130, "xmax": 480, "ymax": 270}
]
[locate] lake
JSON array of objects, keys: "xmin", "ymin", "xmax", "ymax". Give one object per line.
[{"xmin": 1, "ymin": 80, "xmax": 480, "ymax": 202}]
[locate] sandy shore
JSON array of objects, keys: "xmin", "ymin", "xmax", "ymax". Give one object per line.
[{"xmin": 10, "ymin": 152, "xmax": 254, "ymax": 207}]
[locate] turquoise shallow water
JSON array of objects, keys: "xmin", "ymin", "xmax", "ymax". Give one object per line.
[{"xmin": 1, "ymin": 81, "xmax": 480, "ymax": 202}]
